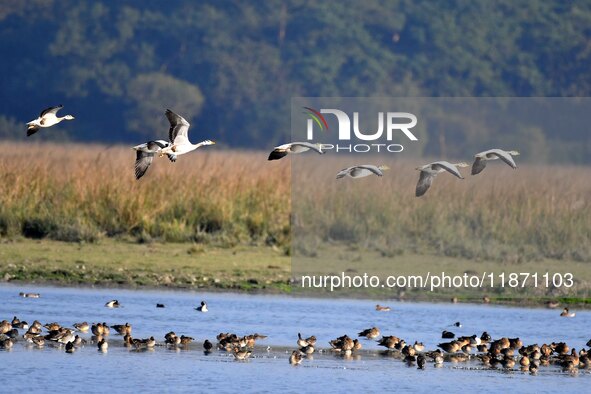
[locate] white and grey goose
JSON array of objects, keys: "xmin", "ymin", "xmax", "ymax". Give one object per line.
[
  {"xmin": 336, "ymin": 165, "xmax": 389, "ymax": 179},
  {"xmin": 471, "ymin": 149, "xmax": 520, "ymax": 175},
  {"xmin": 158, "ymin": 109, "xmax": 215, "ymax": 158},
  {"xmin": 268, "ymin": 142, "xmax": 325, "ymax": 161},
  {"xmin": 132, "ymin": 140, "xmax": 175, "ymax": 180},
  {"xmin": 26, "ymin": 105, "xmax": 75, "ymax": 136},
  {"xmin": 415, "ymin": 161, "xmax": 469, "ymax": 197}
]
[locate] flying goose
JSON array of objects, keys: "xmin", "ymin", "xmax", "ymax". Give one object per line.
[
  {"xmin": 158, "ymin": 109, "xmax": 215, "ymax": 158},
  {"xmin": 471, "ymin": 149, "xmax": 520, "ymax": 175},
  {"xmin": 26, "ymin": 105, "xmax": 75, "ymax": 136},
  {"xmin": 336, "ymin": 164, "xmax": 389, "ymax": 179},
  {"xmin": 131, "ymin": 140, "xmax": 176, "ymax": 180},
  {"xmin": 415, "ymin": 161, "xmax": 469, "ymax": 197},
  {"xmin": 267, "ymin": 142, "xmax": 325, "ymax": 160}
]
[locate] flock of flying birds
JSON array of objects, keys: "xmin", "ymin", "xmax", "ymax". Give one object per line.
[{"xmin": 26, "ymin": 105, "xmax": 519, "ymax": 196}]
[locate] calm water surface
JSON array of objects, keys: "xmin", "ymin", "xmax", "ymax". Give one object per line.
[{"xmin": 0, "ymin": 284, "xmax": 589, "ymax": 393}]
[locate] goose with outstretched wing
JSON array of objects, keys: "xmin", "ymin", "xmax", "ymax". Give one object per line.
[
  {"xmin": 26, "ymin": 105, "xmax": 75, "ymax": 136},
  {"xmin": 131, "ymin": 140, "xmax": 175, "ymax": 180},
  {"xmin": 158, "ymin": 109, "xmax": 215, "ymax": 157},
  {"xmin": 336, "ymin": 165, "xmax": 389, "ymax": 179},
  {"xmin": 415, "ymin": 161, "xmax": 469, "ymax": 197},
  {"xmin": 471, "ymin": 149, "xmax": 520, "ymax": 175},
  {"xmin": 268, "ymin": 142, "xmax": 325, "ymax": 161}
]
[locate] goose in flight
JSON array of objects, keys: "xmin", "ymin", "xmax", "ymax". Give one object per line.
[
  {"xmin": 26, "ymin": 105, "xmax": 75, "ymax": 136},
  {"xmin": 158, "ymin": 109, "xmax": 215, "ymax": 158},
  {"xmin": 471, "ymin": 149, "xmax": 520, "ymax": 175},
  {"xmin": 131, "ymin": 140, "xmax": 175, "ymax": 180},
  {"xmin": 415, "ymin": 161, "xmax": 469, "ymax": 197},
  {"xmin": 336, "ymin": 165, "xmax": 389, "ymax": 179},
  {"xmin": 268, "ymin": 142, "xmax": 325, "ymax": 161}
]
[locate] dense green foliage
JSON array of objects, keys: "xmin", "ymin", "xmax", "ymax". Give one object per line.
[{"xmin": 0, "ymin": 1, "xmax": 590, "ymax": 161}]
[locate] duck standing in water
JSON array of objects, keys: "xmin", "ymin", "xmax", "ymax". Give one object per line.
[{"xmin": 289, "ymin": 350, "xmax": 303, "ymax": 365}]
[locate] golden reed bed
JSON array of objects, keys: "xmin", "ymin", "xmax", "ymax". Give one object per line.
[{"xmin": 0, "ymin": 142, "xmax": 590, "ymax": 263}]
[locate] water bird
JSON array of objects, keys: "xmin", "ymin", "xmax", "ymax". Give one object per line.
[
  {"xmin": 65, "ymin": 341, "xmax": 75, "ymax": 354},
  {"xmin": 105, "ymin": 300, "xmax": 120, "ymax": 308},
  {"xmin": 32, "ymin": 336, "xmax": 45, "ymax": 347},
  {"xmin": 111, "ymin": 323, "xmax": 132, "ymax": 336},
  {"xmin": 26, "ymin": 105, "xmax": 74, "ymax": 137},
  {"xmin": 203, "ymin": 339, "xmax": 213, "ymax": 352},
  {"xmin": 415, "ymin": 161, "xmax": 468, "ymax": 197},
  {"xmin": 290, "ymin": 350, "xmax": 303, "ymax": 365},
  {"xmin": 417, "ymin": 354, "xmax": 426, "ymax": 369},
  {"xmin": 375, "ymin": 304, "xmax": 391, "ymax": 312},
  {"xmin": 132, "ymin": 140, "xmax": 175, "ymax": 180},
  {"xmin": 471, "ymin": 149, "xmax": 520, "ymax": 175},
  {"xmin": 180, "ymin": 335, "xmax": 194, "ymax": 345},
  {"xmin": 73, "ymin": 322, "xmax": 89, "ymax": 332},
  {"xmin": 297, "ymin": 333, "xmax": 309, "ymax": 347},
  {"xmin": 158, "ymin": 109, "xmax": 215, "ymax": 159},
  {"xmin": 0, "ymin": 320, "xmax": 11, "ymax": 334},
  {"xmin": 0, "ymin": 338, "xmax": 14, "ymax": 349},
  {"xmin": 442, "ymin": 330, "xmax": 455, "ymax": 339},
  {"xmin": 97, "ymin": 338, "xmax": 108, "ymax": 352},
  {"xmin": 438, "ymin": 341, "xmax": 461, "ymax": 353},
  {"xmin": 377, "ymin": 335, "xmax": 401, "ymax": 350},
  {"xmin": 560, "ymin": 308, "xmax": 575, "ymax": 318},
  {"xmin": 19, "ymin": 292, "xmax": 41, "ymax": 298},
  {"xmin": 335, "ymin": 165, "xmax": 389, "ymax": 179},
  {"xmin": 233, "ymin": 347, "xmax": 252, "ymax": 360},
  {"xmin": 195, "ymin": 301, "xmax": 208, "ymax": 312},
  {"xmin": 300, "ymin": 345, "xmax": 315, "ymax": 355},
  {"xmin": 44, "ymin": 322, "xmax": 61, "ymax": 331},
  {"xmin": 156, "ymin": 304, "xmax": 165, "ymax": 308},
  {"xmin": 413, "ymin": 341, "xmax": 425, "ymax": 352},
  {"xmin": 357, "ymin": 327, "xmax": 381, "ymax": 340},
  {"xmin": 267, "ymin": 142, "xmax": 325, "ymax": 161}
]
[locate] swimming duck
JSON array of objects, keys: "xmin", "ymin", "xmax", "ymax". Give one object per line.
[
  {"xmin": 442, "ymin": 331, "xmax": 455, "ymax": 339},
  {"xmin": 553, "ymin": 342, "xmax": 569, "ymax": 355},
  {"xmin": 44, "ymin": 322, "xmax": 61, "ymax": 331},
  {"xmin": 358, "ymin": 327, "xmax": 380, "ymax": 340},
  {"xmin": 111, "ymin": 323, "xmax": 132, "ymax": 336},
  {"xmin": 105, "ymin": 300, "xmax": 120, "ymax": 308},
  {"xmin": 412, "ymin": 341, "xmax": 425, "ymax": 352},
  {"xmin": 144, "ymin": 337, "xmax": 156, "ymax": 348},
  {"xmin": 203, "ymin": 339, "xmax": 213, "ymax": 352},
  {"xmin": 19, "ymin": 292, "xmax": 41, "ymax": 298},
  {"xmin": 65, "ymin": 341, "xmax": 75, "ymax": 354},
  {"xmin": 156, "ymin": 303, "xmax": 166, "ymax": 308},
  {"xmin": 72, "ymin": 335, "xmax": 82, "ymax": 347},
  {"xmin": 195, "ymin": 301, "xmax": 208, "ymax": 312},
  {"xmin": 377, "ymin": 335, "xmax": 401, "ymax": 350},
  {"xmin": 297, "ymin": 333, "xmax": 309, "ymax": 347},
  {"xmin": 233, "ymin": 347, "xmax": 252, "ymax": 361},
  {"xmin": 289, "ymin": 350, "xmax": 303, "ymax": 365},
  {"xmin": 375, "ymin": 304, "xmax": 391, "ymax": 312},
  {"xmin": 123, "ymin": 334, "xmax": 133, "ymax": 347},
  {"xmin": 97, "ymin": 338, "xmax": 108, "ymax": 352},
  {"xmin": 73, "ymin": 322, "xmax": 89, "ymax": 332},
  {"xmin": 180, "ymin": 335, "xmax": 194, "ymax": 345},
  {"xmin": 0, "ymin": 321, "xmax": 11, "ymax": 335},
  {"xmin": 560, "ymin": 308, "xmax": 575, "ymax": 318},
  {"xmin": 438, "ymin": 341, "xmax": 461, "ymax": 353},
  {"xmin": 480, "ymin": 332, "xmax": 491, "ymax": 342},
  {"xmin": 32, "ymin": 336, "xmax": 45, "ymax": 347},
  {"xmin": 91, "ymin": 323, "xmax": 104, "ymax": 336},
  {"xmin": 0, "ymin": 338, "xmax": 14, "ymax": 349}
]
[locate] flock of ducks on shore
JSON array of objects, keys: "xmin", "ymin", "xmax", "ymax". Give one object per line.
[
  {"xmin": 25, "ymin": 105, "xmax": 519, "ymax": 196},
  {"xmin": 0, "ymin": 296, "xmax": 586, "ymax": 374}
]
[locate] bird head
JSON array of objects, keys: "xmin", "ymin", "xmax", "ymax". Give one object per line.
[
  {"xmin": 455, "ymin": 162, "xmax": 469, "ymax": 168},
  {"xmin": 64, "ymin": 115, "xmax": 75, "ymax": 120},
  {"xmin": 378, "ymin": 165, "xmax": 390, "ymax": 171},
  {"xmin": 203, "ymin": 140, "xmax": 216, "ymax": 146}
]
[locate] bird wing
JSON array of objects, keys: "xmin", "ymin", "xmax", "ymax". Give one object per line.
[
  {"xmin": 489, "ymin": 150, "xmax": 517, "ymax": 169},
  {"xmin": 268, "ymin": 149, "xmax": 288, "ymax": 161},
  {"xmin": 39, "ymin": 105, "xmax": 63, "ymax": 118},
  {"xmin": 26, "ymin": 125, "xmax": 40, "ymax": 137},
  {"xmin": 165, "ymin": 109, "xmax": 191, "ymax": 143},
  {"xmin": 290, "ymin": 142, "xmax": 325, "ymax": 154},
  {"xmin": 432, "ymin": 161, "xmax": 463, "ymax": 179},
  {"xmin": 471, "ymin": 157, "xmax": 487, "ymax": 175},
  {"xmin": 415, "ymin": 171, "xmax": 434, "ymax": 197},
  {"xmin": 336, "ymin": 167, "xmax": 353, "ymax": 179},
  {"xmin": 355, "ymin": 165, "xmax": 383, "ymax": 176},
  {"xmin": 135, "ymin": 150, "xmax": 155, "ymax": 180}
]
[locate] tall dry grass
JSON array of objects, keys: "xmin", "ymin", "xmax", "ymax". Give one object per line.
[
  {"xmin": 292, "ymin": 155, "xmax": 591, "ymax": 262},
  {"xmin": 1, "ymin": 143, "xmax": 590, "ymax": 262},
  {"xmin": 0, "ymin": 142, "xmax": 290, "ymax": 248}
]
